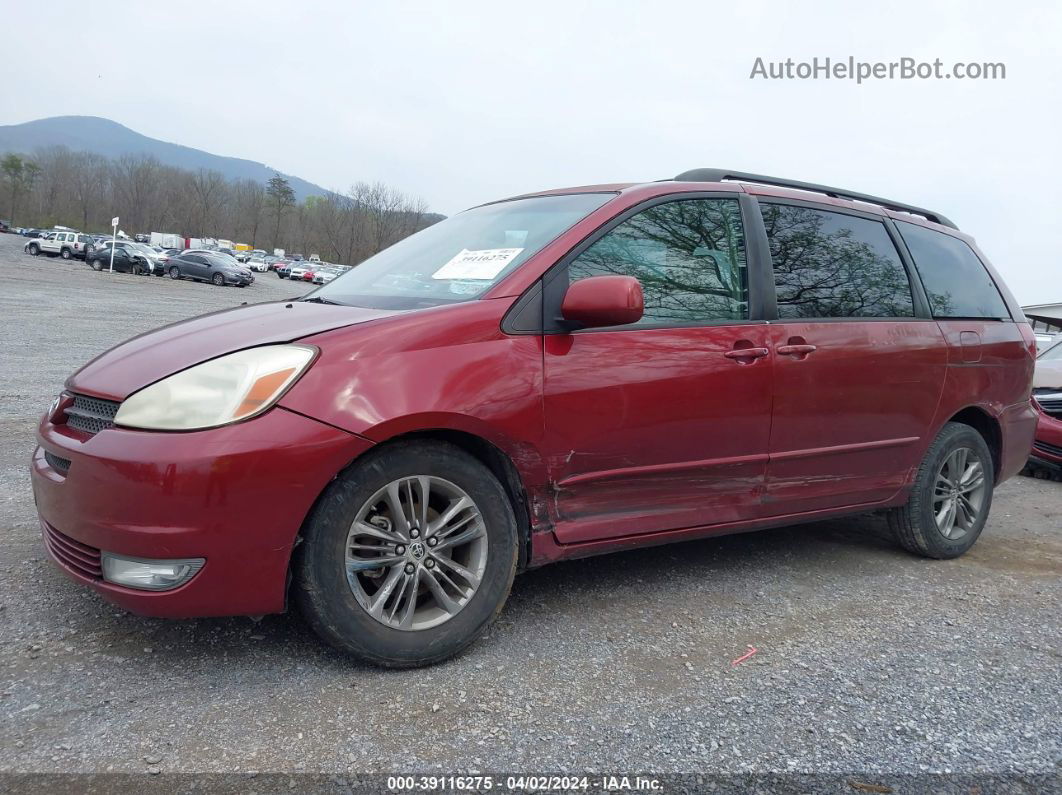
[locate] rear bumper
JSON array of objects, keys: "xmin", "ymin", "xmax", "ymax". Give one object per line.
[{"xmin": 31, "ymin": 407, "xmax": 372, "ymax": 617}]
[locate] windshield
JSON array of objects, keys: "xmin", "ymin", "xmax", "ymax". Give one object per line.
[
  {"xmin": 309, "ymin": 192, "xmax": 613, "ymax": 309},
  {"xmin": 1040, "ymin": 340, "xmax": 1062, "ymax": 360}
]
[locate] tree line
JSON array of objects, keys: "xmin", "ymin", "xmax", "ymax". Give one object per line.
[{"xmin": 1, "ymin": 147, "xmax": 441, "ymax": 264}]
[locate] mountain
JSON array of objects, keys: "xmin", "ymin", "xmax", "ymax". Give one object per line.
[{"xmin": 0, "ymin": 116, "xmax": 329, "ymax": 200}]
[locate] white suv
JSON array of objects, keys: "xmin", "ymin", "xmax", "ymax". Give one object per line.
[{"xmin": 25, "ymin": 230, "xmax": 92, "ymax": 260}]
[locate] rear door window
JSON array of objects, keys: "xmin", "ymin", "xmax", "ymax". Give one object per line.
[
  {"xmin": 895, "ymin": 221, "xmax": 1009, "ymax": 319},
  {"xmin": 761, "ymin": 203, "xmax": 915, "ymax": 318}
]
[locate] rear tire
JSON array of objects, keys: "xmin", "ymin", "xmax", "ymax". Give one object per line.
[
  {"xmin": 294, "ymin": 440, "xmax": 519, "ymax": 667},
  {"xmin": 887, "ymin": 422, "xmax": 994, "ymax": 559}
]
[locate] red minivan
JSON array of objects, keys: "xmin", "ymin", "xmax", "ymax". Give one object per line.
[{"xmin": 32, "ymin": 169, "xmax": 1038, "ymax": 666}]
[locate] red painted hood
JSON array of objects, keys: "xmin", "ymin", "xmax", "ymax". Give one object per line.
[{"xmin": 67, "ymin": 301, "xmax": 402, "ymax": 400}]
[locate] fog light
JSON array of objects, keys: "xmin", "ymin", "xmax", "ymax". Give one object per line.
[{"xmin": 101, "ymin": 554, "xmax": 205, "ymax": 591}]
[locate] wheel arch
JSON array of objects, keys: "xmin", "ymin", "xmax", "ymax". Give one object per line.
[
  {"xmin": 943, "ymin": 406, "xmax": 1003, "ymax": 483},
  {"xmin": 376, "ymin": 429, "xmax": 535, "ymax": 570}
]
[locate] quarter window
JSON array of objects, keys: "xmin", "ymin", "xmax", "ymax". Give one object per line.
[
  {"xmin": 896, "ymin": 221, "xmax": 1009, "ymax": 319},
  {"xmin": 567, "ymin": 198, "xmax": 748, "ymax": 325},
  {"xmin": 762, "ymin": 204, "xmax": 915, "ymax": 318}
]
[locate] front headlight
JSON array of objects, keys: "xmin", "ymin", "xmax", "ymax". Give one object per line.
[{"xmin": 114, "ymin": 344, "xmax": 316, "ymax": 431}]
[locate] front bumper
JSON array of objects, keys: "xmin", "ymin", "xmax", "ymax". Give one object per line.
[
  {"xmin": 1030, "ymin": 405, "xmax": 1062, "ymax": 467},
  {"xmin": 32, "ymin": 406, "xmax": 372, "ymax": 617}
]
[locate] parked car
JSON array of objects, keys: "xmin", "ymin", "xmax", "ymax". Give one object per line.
[
  {"xmin": 233, "ymin": 250, "xmax": 251, "ymax": 263},
  {"xmin": 288, "ymin": 262, "xmax": 313, "ymax": 280},
  {"xmin": 0, "ymin": 220, "xmax": 11, "ymax": 233},
  {"xmin": 183, "ymin": 248, "xmax": 241, "ymax": 267},
  {"xmin": 31, "ymin": 169, "xmax": 1037, "ymax": 667},
  {"xmin": 24, "ymin": 230, "xmax": 93, "ymax": 260},
  {"xmin": 21, "ymin": 228, "xmax": 44, "ymax": 237},
  {"xmin": 1027, "ymin": 341, "xmax": 1062, "ymax": 480},
  {"xmin": 132, "ymin": 243, "xmax": 168, "ymax": 275},
  {"xmin": 1034, "ymin": 332, "xmax": 1062, "ymax": 352},
  {"xmin": 247, "ymin": 255, "xmax": 270, "ymax": 273},
  {"xmin": 275, "ymin": 260, "xmax": 296, "ymax": 278},
  {"xmin": 134, "ymin": 234, "xmax": 150, "ymax": 243},
  {"xmin": 311, "ymin": 265, "xmax": 347, "ymax": 285},
  {"xmin": 165, "ymin": 251, "xmax": 254, "ymax": 286},
  {"xmin": 88, "ymin": 241, "xmax": 162, "ymax": 275},
  {"xmin": 85, "ymin": 244, "xmax": 152, "ymax": 275}
]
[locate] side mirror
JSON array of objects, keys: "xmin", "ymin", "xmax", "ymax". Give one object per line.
[{"xmin": 561, "ymin": 275, "xmax": 644, "ymax": 329}]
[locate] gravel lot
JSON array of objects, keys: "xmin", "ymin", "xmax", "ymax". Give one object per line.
[{"xmin": 0, "ymin": 232, "xmax": 1059, "ymax": 785}]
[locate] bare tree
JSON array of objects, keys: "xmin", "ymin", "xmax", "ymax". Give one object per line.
[
  {"xmin": 69, "ymin": 152, "xmax": 109, "ymax": 231},
  {"xmin": 0, "ymin": 147, "xmax": 437, "ymax": 260},
  {"xmin": 190, "ymin": 169, "xmax": 229, "ymax": 236}
]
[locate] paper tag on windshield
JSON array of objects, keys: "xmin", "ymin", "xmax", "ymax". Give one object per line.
[{"xmin": 432, "ymin": 248, "xmax": 523, "ymax": 280}]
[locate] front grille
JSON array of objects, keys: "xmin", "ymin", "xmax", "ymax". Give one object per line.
[
  {"xmin": 42, "ymin": 522, "xmax": 103, "ymax": 580},
  {"xmin": 65, "ymin": 394, "xmax": 120, "ymax": 435},
  {"xmin": 1033, "ymin": 440, "xmax": 1062, "ymax": 458},
  {"xmin": 1034, "ymin": 394, "xmax": 1062, "ymax": 418},
  {"xmin": 44, "ymin": 450, "xmax": 71, "ymax": 474}
]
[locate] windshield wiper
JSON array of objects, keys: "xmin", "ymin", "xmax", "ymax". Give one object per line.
[{"xmin": 301, "ymin": 296, "xmax": 341, "ymax": 305}]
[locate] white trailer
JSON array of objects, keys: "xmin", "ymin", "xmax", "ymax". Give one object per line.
[{"xmin": 149, "ymin": 232, "xmax": 184, "ymax": 249}]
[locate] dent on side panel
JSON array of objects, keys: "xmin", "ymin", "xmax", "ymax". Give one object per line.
[
  {"xmin": 278, "ymin": 303, "xmax": 553, "ymax": 535},
  {"xmin": 931, "ymin": 320, "xmax": 1035, "ymax": 483},
  {"xmin": 764, "ymin": 320, "xmax": 948, "ymax": 511},
  {"xmin": 933, "ymin": 321, "xmax": 1033, "ymax": 418}
]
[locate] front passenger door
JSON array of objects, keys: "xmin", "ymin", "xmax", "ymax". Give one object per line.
[{"xmin": 542, "ymin": 196, "xmax": 774, "ymax": 544}]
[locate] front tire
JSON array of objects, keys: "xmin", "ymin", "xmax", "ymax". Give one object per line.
[
  {"xmin": 887, "ymin": 422, "xmax": 994, "ymax": 559},
  {"xmin": 212, "ymin": 273, "xmax": 225, "ymax": 286},
  {"xmin": 168, "ymin": 266, "xmax": 181, "ymax": 279},
  {"xmin": 28, "ymin": 243, "xmax": 39, "ymax": 256},
  {"xmin": 61, "ymin": 248, "xmax": 72, "ymax": 260},
  {"xmin": 294, "ymin": 440, "xmax": 519, "ymax": 667},
  {"xmin": 90, "ymin": 259, "xmax": 103, "ymax": 271}
]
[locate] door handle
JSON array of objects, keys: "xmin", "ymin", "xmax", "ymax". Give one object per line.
[
  {"xmin": 724, "ymin": 347, "xmax": 769, "ymax": 360},
  {"xmin": 777, "ymin": 344, "xmax": 817, "ymax": 356}
]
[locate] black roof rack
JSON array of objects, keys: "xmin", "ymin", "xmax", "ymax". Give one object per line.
[{"xmin": 672, "ymin": 168, "xmax": 958, "ymax": 230}]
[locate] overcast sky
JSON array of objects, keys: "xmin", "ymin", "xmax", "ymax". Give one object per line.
[{"xmin": 3, "ymin": 0, "xmax": 1059, "ymax": 302}]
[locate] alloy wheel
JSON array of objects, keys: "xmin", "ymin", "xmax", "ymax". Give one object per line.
[
  {"xmin": 933, "ymin": 446, "xmax": 987, "ymax": 540},
  {"xmin": 344, "ymin": 476, "xmax": 488, "ymax": 631}
]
